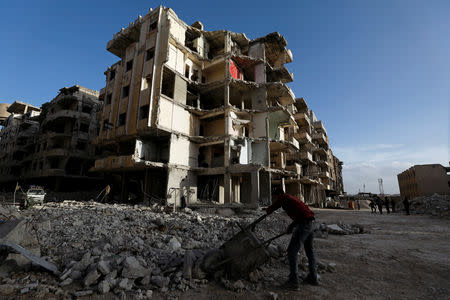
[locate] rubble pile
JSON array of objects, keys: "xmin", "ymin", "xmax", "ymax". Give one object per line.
[
  {"xmin": 33, "ymin": 201, "xmax": 249, "ymax": 295},
  {"xmin": 321, "ymin": 223, "xmax": 367, "ymax": 235},
  {"xmin": 411, "ymin": 194, "xmax": 450, "ymax": 218},
  {"xmin": 0, "ymin": 201, "xmax": 368, "ymax": 297}
]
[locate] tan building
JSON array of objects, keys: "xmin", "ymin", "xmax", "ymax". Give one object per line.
[
  {"xmin": 397, "ymin": 164, "xmax": 450, "ymax": 199},
  {"xmin": 92, "ymin": 6, "xmax": 343, "ymax": 207}
]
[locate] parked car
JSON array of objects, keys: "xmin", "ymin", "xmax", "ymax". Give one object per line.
[{"xmin": 21, "ymin": 187, "xmax": 46, "ymax": 208}]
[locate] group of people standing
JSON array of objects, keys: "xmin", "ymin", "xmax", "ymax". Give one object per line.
[{"xmin": 369, "ymin": 196, "xmax": 410, "ymax": 215}]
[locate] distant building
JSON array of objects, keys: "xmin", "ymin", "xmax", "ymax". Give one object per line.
[
  {"xmin": 0, "ymin": 86, "xmax": 102, "ymax": 191},
  {"xmin": 0, "ymin": 101, "xmax": 41, "ymax": 183},
  {"xmin": 397, "ymin": 164, "xmax": 450, "ymax": 199}
]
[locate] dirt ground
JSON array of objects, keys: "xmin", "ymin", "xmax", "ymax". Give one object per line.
[{"xmin": 175, "ymin": 208, "xmax": 450, "ymax": 300}]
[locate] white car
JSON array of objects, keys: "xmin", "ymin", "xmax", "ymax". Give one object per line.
[{"xmin": 26, "ymin": 188, "xmax": 46, "ymax": 205}]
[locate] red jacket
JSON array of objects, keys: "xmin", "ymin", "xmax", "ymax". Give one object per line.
[{"xmin": 266, "ymin": 193, "xmax": 314, "ymax": 222}]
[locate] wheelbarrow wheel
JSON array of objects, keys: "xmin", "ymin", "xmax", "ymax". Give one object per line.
[{"xmin": 200, "ymin": 248, "xmax": 225, "ymax": 274}]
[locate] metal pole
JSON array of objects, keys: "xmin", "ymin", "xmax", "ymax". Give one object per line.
[{"xmin": 13, "ymin": 181, "xmax": 18, "ymax": 206}]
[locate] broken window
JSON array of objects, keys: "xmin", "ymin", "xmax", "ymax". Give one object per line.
[
  {"xmin": 185, "ymin": 65, "xmax": 190, "ymax": 78},
  {"xmin": 191, "ymin": 69, "xmax": 199, "ymax": 82},
  {"xmin": 106, "ymin": 93, "xmax": 112, "ymax": 105},
  {"xmin": 118, "ymin": 113, "xmax": 126, "ymax": 127},
  {"xmin": 161, "ymin": 68, "xmax": 175, "ymax": 99},
  {"xmin": 126, "ymin": 60, "xmax": 133, "ymax": 72},
  {"xmin": 76, "ymin": 141, "xmax": 87, "ymax": 151},
  {"xmin": 109, "ymin": 69, "xmax": 116, "ymax": 81},
  {"xmin": 79, "ymin": 123, "xmax": 89, "ymax": 133},
  {"xmin": 50, "ymin": 158, "xmax": 59, "ymax": 169},
  {"xmin": 81, "ymin": 105, "xmax": 92, "ymax": 114},
  {"xmin": 139, "ymin": 105, "xmax": 149, "ymax": 120},
  {"xmin": 149, "ymin": 21, "xmax": 157, "ymax": 32},
  {"xmin": 146, "ymin": 48, "xmax": 155, "ymax": 61},
  {"xmin": 122, "ymin": 85, "xmax": 130, "ymax": 98},
  {"xmin": 102, "ymin": 120, "xmax": 109, "ymax": 131}
]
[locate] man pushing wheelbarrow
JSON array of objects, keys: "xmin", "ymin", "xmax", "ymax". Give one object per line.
[
  {"xmin": 267, "ymin": 187, "xmax": 319, "ymax": 290},
  {"xmin": 193, "ymin": 187, "xmax": 318, "ymax": 290}
]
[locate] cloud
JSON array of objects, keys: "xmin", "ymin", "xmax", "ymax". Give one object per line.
[{"xmin": 333, "ymin": 144, "xmax": 448, "ymax": 195}]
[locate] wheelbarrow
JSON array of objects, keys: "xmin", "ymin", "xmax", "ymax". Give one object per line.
[{"xmin": 201, "ymin": 214, "xmax": 289, "ymax": 280}]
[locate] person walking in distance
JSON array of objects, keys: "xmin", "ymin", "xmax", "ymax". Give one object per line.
[
  {"xmin": 369, "ymin": 200, "xmax": 376, "ymax": 213},
  {"xmin": 391, "ymin": 197, "xmax": 396, "ymax": 213},
  {"xmin": 376, "ymin": 196, "xmax": 383, "ymax": 214},
  {"xmin": 384, "ymin": 197, "xmax": 390, "ymax": 214},
  {"xmin": 266, "ymin": 187, "xmax": 318, "ymax": 290},
  {"xmin": 403, "ymin": 196, "xmax": 410, "ymax": 215}
]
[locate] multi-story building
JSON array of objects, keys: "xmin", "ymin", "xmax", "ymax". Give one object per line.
[
  {"xmin": 397, "ymin": 164, "xmax": 450, "ymax": 199},
  {"xmin": 0, "ymin": 86, "xmax": 101, "ymax": 191},
  {"xmin": 22, "ymin": 85, "xmax": 102, "ymax": 190},
  {"xmin": 0, "ymin": 101, "xmax": 41, "ymax": 184},
  {"xmin": 92, "ymin": 6, "xmax": 343, "ymax": 207}
]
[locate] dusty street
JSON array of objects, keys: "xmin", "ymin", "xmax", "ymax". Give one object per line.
[{"xmin": 180, "ymin": 208, "xmax": 450, "ymax": 300}]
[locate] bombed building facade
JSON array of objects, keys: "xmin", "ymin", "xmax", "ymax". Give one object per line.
[
  {"xmin": 397, "ymin": 164, "xmax": 450, "ymax": 199},
  {"xmin": 0, "ymin": 86, "xmax": 102, "ymax": 191},
  {"xmin": 91, "ymin": 6, "xmax": 344, "ymax": 206},
  {"xmin": 0, "ymin": 102, "xmax": 41, "ymax": 183}
]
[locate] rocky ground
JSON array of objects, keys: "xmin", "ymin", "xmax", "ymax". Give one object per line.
[{"xmin": 0, "ymin": 200, "xmax": 449, "ymax": 299}]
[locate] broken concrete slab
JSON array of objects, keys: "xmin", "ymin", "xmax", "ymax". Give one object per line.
[
  {"xmin": 121, "ymin": 256, "xmax": 150, "ymax": 279},
  {"xmin": 326, "ymin": 224, "xmax": 345, "ymax": 234},
  {"xmin": 0, "ymin": 240, "xmax": 59, "ymax": 275}
]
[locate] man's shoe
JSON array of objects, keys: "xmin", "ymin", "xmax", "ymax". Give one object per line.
[
  {"xmin": 303, "ymin": 275, "xmax": 319, "ymax": 286},
  {"xmin": 281, "ymin": 280, "xmax": 300, "ymax": 291}
]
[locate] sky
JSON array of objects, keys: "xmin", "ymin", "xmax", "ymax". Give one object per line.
[{"xmin": 0, "ymin": 0, "xmax": 448, "ymax": 194}]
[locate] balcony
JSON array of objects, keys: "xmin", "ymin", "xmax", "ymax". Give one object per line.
[
  {"xmin": 300, "ymin": 151, "xmax": 313, "ymax": 163},
  {"xmin": 313, "ymin": 147, "xmax": 328, "ymax": 157},
  {"xmin": 318, "ymin": 171, "xmax": 330, "ymax": 179},
  {"xmin": 313, "ymin": 121, "xmax": 327, "ymax": 135},
  {"xmin": 316, "ymin": 159, "xmax": 329, "ymax": 168},
  {"xmin": 106, "ymin": 18, "xmax": 142, "ymax": 58},
  {"xmin": 312, "ymin": 132, "xmax": 328, "ymax": 145},
  {"xmin": 293, "ymin": 112, "xmax": 310, "ymax": 127},
  {"xmin": 285, "ymin": 163, "xmax": 301, "ymax": 175},
  {"xmin": 295, "ymin": 131, "xmax": 312, "ymax": 144},
  {"xmin": 45, "ymin": 110, "xmax": 90, "ymax": 123}
]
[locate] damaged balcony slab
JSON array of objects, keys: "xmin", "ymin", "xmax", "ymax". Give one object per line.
[{"xmin": 106, "ymin": 17, "xmax": 143, "ymax": 58}]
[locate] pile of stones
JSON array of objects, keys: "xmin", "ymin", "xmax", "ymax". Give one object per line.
[
  {"xmin": 411, "ymin": 194, "xmax": 450, "ymax": 218},
  {"xmin": 0, "ymin": 200, "xmax": 367, "ymax": 297}
]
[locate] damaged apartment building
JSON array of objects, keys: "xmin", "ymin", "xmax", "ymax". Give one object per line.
[
  {"xmin": 0, "ymin": 86, "xmax": 102, "ymax": 191},
  {"xmin": 92, "ymin": 6, "xmax": 344, "ymax": 207},
  {"xmin": 0, "ymin": 102, "xmax": 41, "ymax": 183}
]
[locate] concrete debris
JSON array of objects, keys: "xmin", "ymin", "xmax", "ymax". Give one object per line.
[
  {"xmin": 83, "ymin": 269, "xmax": 100, "ymax": 287},
  {"xmin": 411, "ymin": 194, "xmax": 450, "ymax": 218},
  {"xmin": 0, "ymin": 240, "xmax": 59, "ymax": 275},
  {"xmin": 0, "ymin": 201, "xmax": 365, "ymax": 296},
  {"xmin": 324, "ymin": 223, "xmax": 366, "ymax": 235}
]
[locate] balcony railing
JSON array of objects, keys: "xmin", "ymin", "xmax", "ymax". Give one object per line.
[
  {"xmin": 300, "ymin": 151, "xmax": 313, "ymax": 162},
  {"xmin": 293, "ymin": 112, "xmax": 310, "ymax": 126},
  {"xmin": 312, "ymin": 132, "xmax": 328, "ymax": 145}
]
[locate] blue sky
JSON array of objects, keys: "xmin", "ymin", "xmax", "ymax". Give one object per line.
[{"xmin": 0, "ymin": 1, "xmax": 448, "ymax": 194}]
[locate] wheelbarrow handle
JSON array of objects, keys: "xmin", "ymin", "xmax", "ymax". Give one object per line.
[
  {"xmin": 245, "ymin": 213, "xmax": 269, "ymax": 231},
  {"xmin": 262, "ymin": 230, "xmax": 290, "ymax": 246}
]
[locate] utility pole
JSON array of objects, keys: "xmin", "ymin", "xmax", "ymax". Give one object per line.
[{"xmin": 378, "ymin": 178, "xmax": 384, "ymax": 196}]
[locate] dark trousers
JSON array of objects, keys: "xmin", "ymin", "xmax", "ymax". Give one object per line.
[
  {"xmin": 377, "ymin": 205, "xmax": 383, "ymax": 214},
  {"xmin": 287, "ymin": 220, "xmax": 316, "ymax": 284}
]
